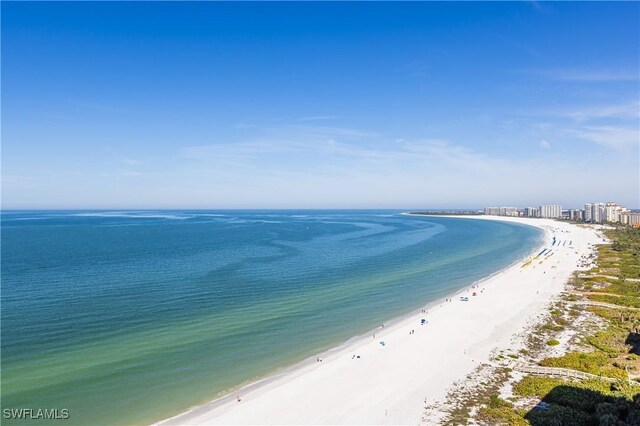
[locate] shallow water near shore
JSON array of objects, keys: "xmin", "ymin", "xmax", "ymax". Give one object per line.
[{"xmin": 1, "ymin": 210, "xmax": 541, "ymax": 425}]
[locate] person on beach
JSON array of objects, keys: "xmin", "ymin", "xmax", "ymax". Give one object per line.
[{"xmin": 236, "ymin": 395, "xmax": 241, "ymax": 403}]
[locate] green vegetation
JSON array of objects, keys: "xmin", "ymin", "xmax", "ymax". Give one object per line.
[
  {"xmin": 526, "ymin": 403, "xmax": 592, "ymax": 426},
  {"xmin": 541, "ymin": 307, "xmax": 568, "ymax": 335},
  {"xmin": 514, "ymin": 227, "xmax": 640, "ymax": 425},
  {"xmin": 431, "ymin": 366, "xmax": 514, "ymax": 425},
  {"xmin": 602, "ymin": 280, "xmax": 640, "ymax": 297},
  {"xmin": 539, "ymin": 351, "xmax": 627, "ymax": 380},
  {"xmin": 542, "ymin": 324, "xmax": 564, "ymax": 332},
  {"xmin": 542, "ymin": 228, "xmax": 640, "ymax": 379},
  {"xmin": 592, "ymin": 228, "xmax": 640, "ymax": 280},
  {"xmin": 513, "ymin": 376, "xmax": 566, "ymax": 397},
  {"xmin": 464, "ymin": 228, "xmax": 640, "ymax": 425},
  {"xmin": 589, "ymin": 293, "xmax": 640, "ymax": 308},
  {"xmin": 513, "ymin": 376, "xmax": 640, "ymax": 425},
  {"xmin": 475, "ymin": 395, "xmax": 528, "ymax": 426},
  {"xmin": 586, "ymin": 326, "xmax": 630, "ymax": 355}
]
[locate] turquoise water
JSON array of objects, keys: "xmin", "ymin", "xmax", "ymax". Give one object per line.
[{"xmin": 1, "ymin": 210, "xmax": 541, "ymax": 425}]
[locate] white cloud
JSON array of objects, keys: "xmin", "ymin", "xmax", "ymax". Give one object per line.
[
  {"xmin": 563, "ymin": 102, "xmax": 640, "ymax": 121},
  {"xmin": 524, "ymin": 68, "xmax": 639, "ymax": 82},
  {"xmin": 181, "ymin": 125, "xmax": 379, "ymax": 166},
  {"xmin": 6, "ymin": 119, "xmax": 638, "ymax": 209},
  {"xmin": 567, "ymin": 126, "xmax": 639, "ymax": 149},
  {"xmin": 505, "ymin": 102, "xmax": 638, "ymax": 152}
]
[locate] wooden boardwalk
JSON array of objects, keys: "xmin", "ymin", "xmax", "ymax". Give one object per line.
[
  {"xmin": 572, "ymin": 300, "xmax": 640, "ymax": 311},
  {"xmin": 511, "ymin": 364, "xmax": 632, "ymax": 384},
  {"xmin": 578, "ymin": 274, "xmax": 640, "ymax": 283}
]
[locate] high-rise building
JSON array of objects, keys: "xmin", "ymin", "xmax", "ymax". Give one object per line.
[
  {"xmin": 569, "ymin": 209, "xmax": 583, "ymax": 221},
  {"xmin": 484, "ymin": 207, "xmax": 518, "ymax": 216},
  {"xmin": 621, "ymin": 212, "xmax": 630, "ymax": 225},
  {"xmin": 484, "ymin": 207, "xmax": 500, "ymax": 215},
  {"xmin": 584, "ymin": 203, "xmax": 593, "ymax": 222},
  {"xmin": 621, "ymin": 212, "xmax": 640, "ymax": 227},
  {"xmin": 591, "ymin": 203, "xmax": 605, "ymax": 223},
  {"xmin": 604, "ymin": 206, "xmax": 618, "ymax": 223},
  {"xmin": 539, "ymin": 205, "xmax": 562, "ymax": 219},
  {"xmin": 484, "ymin": 201, "xmax": 634, "ymax": 226},
  {"xmin": 583, "ymin": 202, "xmax": 627, "ymax": 224},
  {"xmin": 602, "ymin": 202, "xmax": 626, "ymax": 223}
]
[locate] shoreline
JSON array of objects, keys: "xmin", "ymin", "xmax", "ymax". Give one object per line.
[
  {"xmin": 155, "ymin": 228, "xmax": 540, "ymax": 425},
  {"xmin": 155, "ymin": 216, "xmax": 595, "ymax": 425}
]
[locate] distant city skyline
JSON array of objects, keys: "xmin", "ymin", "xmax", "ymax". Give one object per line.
[
  {"xmin": 483, "ymin": 201, "xmax": 640, "ymax": 226},
  {"xmin": 2, "ymin": 2, "xmax": 639, "ymax": 209}
]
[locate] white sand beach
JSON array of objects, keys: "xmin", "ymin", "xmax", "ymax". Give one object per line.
[{"xmin": 157, "ymin": 216, "xmax": 603, "ymax": 426}]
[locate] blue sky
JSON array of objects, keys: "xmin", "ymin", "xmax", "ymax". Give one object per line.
[{"xmin": 2, "ymin": 1, "xmax": 639, "ymax": 209}]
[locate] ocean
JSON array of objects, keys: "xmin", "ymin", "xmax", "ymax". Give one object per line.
[{"xmin": 1, "ymin": 210, "xmax": 542, "ymax": 425}]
